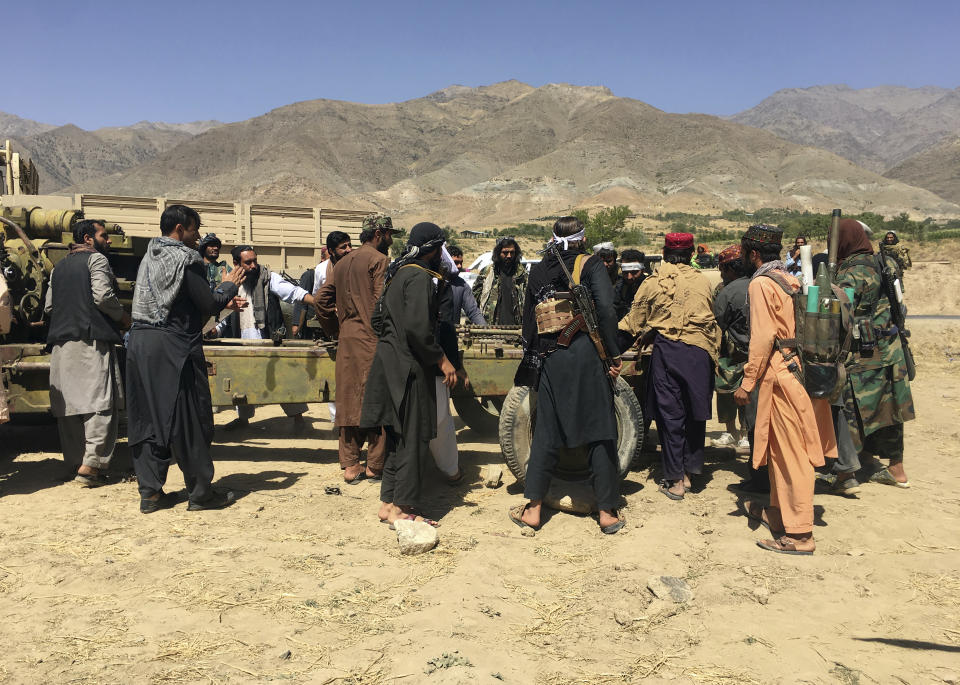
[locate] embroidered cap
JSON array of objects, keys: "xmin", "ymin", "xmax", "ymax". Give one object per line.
[
  {"xmin": 717, "ymin": 244, "xmax": 742, "ymax": 265},
  {"xmin": 742, "ymin": 224, "xmax": 783, "ymax": 245},
  {"xmin": 664, "ymin": 232, "xmax": 694, "ymax": 250}
]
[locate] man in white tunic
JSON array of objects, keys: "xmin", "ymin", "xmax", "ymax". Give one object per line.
[
  {"xmin": 44, "ymin": 219, "xmax": 129, "ymax": 486},
  {"xmin": 209, "ymin": 245, "xmax": 317, "ymax": 429}
]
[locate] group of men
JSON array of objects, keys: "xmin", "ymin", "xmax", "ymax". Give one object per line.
[
  {"xmin": 512, "ymin": 221, "xmax": 914, "ymax": 554},
  {"xmin": 42, "ymin": 205, "xmax": 915, "ymax": 550}
]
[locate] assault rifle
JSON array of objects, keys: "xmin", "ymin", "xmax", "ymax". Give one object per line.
[
  {"xmin": 877, "ymin": 254, "xmax": 917, "ymax": 381},
  {"xmin": 544, "ymin": 241, "xmax": 619, "ymax": 395}
]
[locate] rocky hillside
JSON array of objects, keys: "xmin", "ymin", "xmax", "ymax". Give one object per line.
[
  {"xmin": 0, "ymin": 112, "xmax": 56, "ymax": 139},
  {"xmin": 886, "ymin": 135, "xmax": 960, "ymax": 205},
  {"xmin": 2, "ymin": 118, "xmax": 224, "ymax": 192},
  {"xmin": 6, "ymin": 83, "xmax": 959, "ymax": 226},
  {"xmin": 730, "ymin": 84, "xmax": 960, "ymax": 174}
]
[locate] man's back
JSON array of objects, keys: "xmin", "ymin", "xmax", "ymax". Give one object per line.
[{"xmin": 332, "ymin": 244, "xmax": 388, "ymax": 339}]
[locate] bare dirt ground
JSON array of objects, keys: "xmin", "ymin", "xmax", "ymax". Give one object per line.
[{"xmin": 0, "ymin": 334, "xmax": 958, "ymax": 684}]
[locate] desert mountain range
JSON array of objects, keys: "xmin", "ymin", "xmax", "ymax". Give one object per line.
[{"xmin": 3, "ymin": 81, "xmax": 958, "ymax": 226}]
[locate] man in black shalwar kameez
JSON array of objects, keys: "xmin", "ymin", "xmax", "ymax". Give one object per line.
[
  {"xmin": 360, "ymin": 223, "xmax": 457, "ymax": 526},
  {"xmin": 509, "ymin": 216, "xmax": 625, "ymax": 535},
  {"xmin": 127, "ymin": 205, "xmax": 245, "ymax": 513}
]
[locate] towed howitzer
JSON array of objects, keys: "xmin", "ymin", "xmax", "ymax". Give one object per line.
[
  {"xmin": 544, "ymin": 241, "xmax": 619, "ymax": 395},
  {"xmin": 456, "ymin": 325, "xmax": 523, "ymax": 349},
  {"xmin": 0, "ymin": 205, "xmax": 141, "ymax": 342}
]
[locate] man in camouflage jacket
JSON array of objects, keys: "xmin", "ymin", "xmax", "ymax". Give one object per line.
[
  {"xmin": 835, "ymin": 220, "xmax": 915, "ymax": 487},
  {"xmin": 472, "ymin": 237, "xmax": 527, "ymax": 325}
]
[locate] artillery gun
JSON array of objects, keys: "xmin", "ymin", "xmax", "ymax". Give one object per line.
[{"xmin": 0, "ymin": 204, "xmax": 147, "ymax": 342}]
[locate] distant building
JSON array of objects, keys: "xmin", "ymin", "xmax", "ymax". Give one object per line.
[{"xmin": 459, "ymin": 229, "xmax": 490, "ymax": 238}]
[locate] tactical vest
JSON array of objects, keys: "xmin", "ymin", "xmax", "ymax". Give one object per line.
[
  {"xmin": 47, "ymin": 252, "xmax": 122, "ymax": 346},
  {"xmin": 535, "ymin": 254, "xmax": 589, "ymax": 338}
]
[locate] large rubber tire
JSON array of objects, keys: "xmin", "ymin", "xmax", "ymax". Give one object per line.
[
  {"xmin": 499, "ymin": 376, "xmax": 643, "ymax": 484},
  {"xmin": 451, "ymin": 394, "xmax": 504, "ymax": 436}
]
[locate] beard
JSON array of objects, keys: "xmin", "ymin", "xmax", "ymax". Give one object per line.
[
  {"xmin": 376, "ymin": 241, "xmax": 390, "ymax": 256},
  {"xmin": 243, "ymin": 268, "xmax": 259, "ymax": 288},
  {"xmin": 428, "ymin": 252, "xmax": 444, "ymax": 271},
  {"xmin": 495, "ymin": 255, "xmax": 518, "ymax": 276}
]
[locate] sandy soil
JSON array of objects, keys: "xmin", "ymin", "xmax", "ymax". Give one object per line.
[{"xmin": 0, "ymin": 331, "xmax": 958, "ymax": 684}]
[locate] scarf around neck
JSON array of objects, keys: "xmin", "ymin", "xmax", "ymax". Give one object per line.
[{"xmin": 131, "ymin": 236, "xmax": 202, "ymax": 325}]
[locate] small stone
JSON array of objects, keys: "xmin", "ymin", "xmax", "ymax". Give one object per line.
[
  {"xmin": 394, "ymin": 519, "xmax": 439, "ymax": 555},
  {"xmin": 742, "ymin": 565, "xmax": 753, "ymax": 575},
  {"xmin": 752, "ymin": 587, "xmax": 769, "ymax": 605},
  {"xmin": 940, "ymin": 672, "xmax": 957, "ymax": 684},
  {"xmin": 847, "ymin": 549, "xmax": 865, "ymax": 557},
  {"xmin": 647, "ymin": 575, "xmax": 694, "ymax": 603},
  {"xmin": 279, "ymin": 650, "xmax": 292, "ymax": 660},
  {"xmin": 520, "ymin": 527, "xmax": 536, "ymax": 537},
  {"xmin": 614, "ymin": 609, "xmax": 636, "ymax": 626},
  {"xmin": 544, "ymin": 479, "xmax": 596, "ymax": 514},
  {"xmin": 482, "ymin": 464, "xmax": 503, "ymax": 488}
]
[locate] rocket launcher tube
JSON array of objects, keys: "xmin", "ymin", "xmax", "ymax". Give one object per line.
[
  {"xmin": 828, "ymin": 209, "xmax": 841, "ymax": 280},
  {"xmin": 799, "ymin": 244, "xmax": 814, "ymax": 293}
]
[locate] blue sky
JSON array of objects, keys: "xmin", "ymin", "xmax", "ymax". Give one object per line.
[{"xmin": 8, "ymin": 0, "xmax": 959, "ymax": 129}]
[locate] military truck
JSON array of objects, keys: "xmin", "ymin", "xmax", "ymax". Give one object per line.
[{"xmin": 0, "ymin": 141, "xmax": 648, "ymax": 493}]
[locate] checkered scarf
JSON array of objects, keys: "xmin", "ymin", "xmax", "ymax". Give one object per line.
[{"xmin": 132, "ymin": 236, "xmax": 202, "ymax": 324}]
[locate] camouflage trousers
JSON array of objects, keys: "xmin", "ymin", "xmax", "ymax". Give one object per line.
[{"xmin": 843, "ymin": 363, "xmax": 913, "ymax": 461}]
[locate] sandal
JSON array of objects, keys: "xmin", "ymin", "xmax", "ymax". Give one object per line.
[
  {"xmin": 658, "ymin": 480, "xmax": 684, "ymax": 501},
  {"xmin": 738, "ymin": 500, "xmax": 782, "ymax": 534},
  {"xmin": 75, "ymin": 471, "xmax": 110, "ymax": 488},
  {"xmin": 508, "ymin": 502, "xmax": 539, "ymax": 532},
  {"xmin": 868, "ymin": 468, "xmax": 910, "ymax": 489},
  {"xmin": 595, "ymin": 510, "xmax": 626, "ymax": 535},
  {"xmin": 446, "ymin": 470, "xmax": 464, "ymax": 485},
  {"xmin": 344, "ymin": 470, "xmax": 366, "ymax": 485},
  {"xmin": 756, "ymin": 535, "xmax": 815, "ymax": 556},
  {"xmin": 829, "ymin": 476, "xmax": 862, "ymax": 498}
]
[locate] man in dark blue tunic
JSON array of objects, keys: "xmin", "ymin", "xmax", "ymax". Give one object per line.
[
  {"xmin": 360, "ymin": 223, "xmax": 457, "ymax": 526},
  {"xmin": 127, "ymin": 205, "xmax": 245, "ymax": 513}
]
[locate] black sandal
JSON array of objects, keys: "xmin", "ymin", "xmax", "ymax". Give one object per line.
[{"xmin": 658, "ymin": 480, "xmax": 684, "ymax": 501}]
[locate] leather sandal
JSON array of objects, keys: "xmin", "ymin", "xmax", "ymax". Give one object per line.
[{"xmin": 756, "ymin": 535, "xmax": 814, "ymax": 555}]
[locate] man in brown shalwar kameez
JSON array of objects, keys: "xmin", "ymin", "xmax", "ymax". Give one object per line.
[{"xmin": 317, "ymin": 214, "xmax": 398, "ymax": 484}]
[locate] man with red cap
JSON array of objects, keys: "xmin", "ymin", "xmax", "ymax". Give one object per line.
[{"xmin": 619, "ymin": 232, "xmax": 720, "ymax": 500}]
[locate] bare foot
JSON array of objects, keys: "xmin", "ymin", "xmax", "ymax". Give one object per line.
[
  {"xmin": 597, "ymin": 509, "xmax": 621, "ymax": 528},
  {"xmin": 344, "ymin": 464, "xmax": 364, "ymax": 482},
  {"xmin": 521, "ymin": 500, "xmax": 542, "ymax": 528},
  {"xmin": 683, "ymin": 473, "xmax": 693, "ymax": 491},
  {"xmin": 888, "ymin": 461, "xmax": 908, "ymax": 483},
  {"xmin": 668, "ymin": 481, "xmax": 685, "ymax": 498},
  {"xmin": 378, "ymin": 502, "xmax": 400, "ymax": 523},
  {"xmin": 77, "ymin": 465, "xmax": 99, "ymax": 477}
]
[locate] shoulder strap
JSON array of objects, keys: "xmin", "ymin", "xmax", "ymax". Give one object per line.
[
  {"xmin": 399, "ymin": 263, "xmax": 443, "ymax": 280},
  {"xmin": 572, "ymin": 254, "xmax": 590, "ymax": 285}
]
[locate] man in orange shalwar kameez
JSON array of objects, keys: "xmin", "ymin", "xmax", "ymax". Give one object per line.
[{"xmin": 734, "ymin": 225, "xmax": 836, "ymax": 555}]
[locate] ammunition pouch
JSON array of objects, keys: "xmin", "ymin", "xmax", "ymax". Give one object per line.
[{"xmin": 535, "ymin": 295, "xmax": 575, "ymax": 335}]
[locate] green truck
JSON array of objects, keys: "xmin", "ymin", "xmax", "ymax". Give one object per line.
[{"xmin": 0, "ymin": 205, "xmax": 648, "ymax": 496}]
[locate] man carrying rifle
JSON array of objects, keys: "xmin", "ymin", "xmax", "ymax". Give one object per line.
[
  {"xmin": 619, "ymin": 232, "xmax": 720, "ymax": 500},
  {"xmin": 834, "ymin": 220, "xmax": 915, "ymax": 487},
  {"xmin": 508, "ymin": 216, "xmax": 625, "ymax": 535}
]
